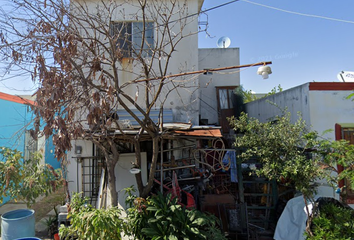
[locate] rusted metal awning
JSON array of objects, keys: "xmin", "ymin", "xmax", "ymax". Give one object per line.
[
  {"xmin": 90, "ymin": 124, "xmax": 222, "ymax": 141},
  {"xmin": 172, "ymin": 129, "xmax": 222, "ymax": 138}
]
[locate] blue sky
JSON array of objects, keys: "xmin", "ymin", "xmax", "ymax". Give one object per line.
[
  {"xmin": 198, "ymin": 0, "xmax": 354, "ymax": 93},
  {"xmin": 1, "ymin": 0, "xmax": 354, "ymax": 95}
]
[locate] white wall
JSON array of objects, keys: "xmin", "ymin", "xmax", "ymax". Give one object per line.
[
  {"xmin": 115, "ymin": 153, "xmax": 147, "ymax": 209},
  {"xmin": 66, "ymin": 140, "xmax": 94, "ymax": 194},
  {"xmin": 199, "ymin": 48, "xmax": 240, "ymax": 124},
  {"xmin": 245, "ymin": 83, "xmax": 311, "ymax": 125},
  {"xmin": 309, "ymin": 90, "xmax": 354, "ymax": 140}
]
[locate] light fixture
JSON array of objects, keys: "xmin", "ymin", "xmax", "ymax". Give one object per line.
[
  {"xmin": 257, "ymin": 65, "xmax": 272, "ymax": 79},
  {"xmin": 130, "ymin": 167, "xmax": 141, "ymax": 175},
  {"xmin": 75, "ymin": 145, "xmax": 82, "ymax": 155}
]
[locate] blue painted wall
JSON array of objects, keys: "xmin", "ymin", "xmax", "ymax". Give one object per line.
[
  {"xmin": 45, "ymin": 138, "xmax": 61, "ymax": 169},
  {"xmin": 0, "ymin": 98, "xmax": 30, "ymax": 151},
  {"xmin": 0, "ymin": 95, "xmax": 59, "ymax": 205}
]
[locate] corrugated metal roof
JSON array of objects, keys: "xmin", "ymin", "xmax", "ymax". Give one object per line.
[
  {"xmin": 117, "ymin": 109, "xmax": 173, "ymax": 127},
  {"xmin": 108, "ymin": 126, "xmax": 222, "ymax": 139}
]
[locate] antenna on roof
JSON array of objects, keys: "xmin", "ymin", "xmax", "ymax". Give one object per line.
[{"xmin": 217, "ymin": 36, "xmax": 231, "ymax": 48}]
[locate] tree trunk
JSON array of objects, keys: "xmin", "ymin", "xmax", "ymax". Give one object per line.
[
  {"xmin": 93, "ymin": 138, "xmax": 120, "ymax": 208},
  {"xmin": 140, "ymin": 136, "xmax": 159, "ymax": 198},
  {"xmin": 134, "ymin": 140, "xmax": 144, "ymax": 195},
  {"xmin": 106, "ymin": 155, "xmax": 118, "ymax": 207}
]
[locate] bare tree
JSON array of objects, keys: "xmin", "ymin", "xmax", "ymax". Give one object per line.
[{"xmin": 0, "ymin": 0, "xmax": 204, "ymax": 206}]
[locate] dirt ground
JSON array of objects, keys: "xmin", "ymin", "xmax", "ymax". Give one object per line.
[
  {"xmin": 31, "ymin": 187, "xmax": 67, "ymax": 239},
  {"xmin": 32, "ymin": 187, "xmax": 67, "ymax": 222}
]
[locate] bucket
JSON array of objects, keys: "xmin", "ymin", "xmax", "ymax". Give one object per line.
[
  {"xmin": 14, "ymin": 238, "xmax": 42, "ymax": 240},
  {"xmin": 1, "ymin": 209, "xmax": 35, "ymax": 240}
]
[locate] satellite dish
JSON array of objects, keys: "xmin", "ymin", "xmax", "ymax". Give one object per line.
[
  {"xmin": 337, "ymin": 71, "xmax": 354, "ymax": 82},
  {"xmin": 217, "ymin": 36, "xmax": 231, "ymax": 48}
]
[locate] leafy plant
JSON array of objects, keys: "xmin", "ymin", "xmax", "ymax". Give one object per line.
[
  {"xmin": 234, "ymin": 84, "xmax": 283, "ymax": 103},
  {"xmin": 0, "ymin": 147, "xmax": 63, "ymax": 206},
  {"xmin": 124, "ymin": 190, "xmax": 227, "ymax": 240},
  {"xmin": 230, "ymin": 112, "xmax": 320, "ymax": 198},
  {"xmin": 231, "ymin": 112, "xmax": 354, "ymax": 198},
  {"xmin": 59, "ymin": 193, "xmax": 123, "ymax": 240},
  {"xmin": 45, "ymin": 206, "xmax": 59, "ymax": 237},
  {"xmin": 306, "ymin": 202, "xmax": 354, "ymax": 240},
  {"xmin": 230, "ymin": 111, "xmax": 354, "ymax": 234}
]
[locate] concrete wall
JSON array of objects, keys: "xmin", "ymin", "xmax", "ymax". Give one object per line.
[
  {"xmin": 199, "ymin": 48, "xmax": 240, "ymax": 124},
  {"xmin": 44, "ymin": 137, "xmax": 61, "ymax": 169},
  {"xmin": 308, "ymin": 90, "xmax": 354, "ymax": 140},
  {"xmin": 245, "ymin": 83, "xmax": 311, "ymax": 126},
  {"xmin": 0, "ymin": 100, "xmax": 30, "ymax": 150}
]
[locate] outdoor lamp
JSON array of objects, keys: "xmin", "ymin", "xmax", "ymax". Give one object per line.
[
  {"xmin": 130, "ymin": 163, "xmax": 141, "ymax": 174},
  {"xmin": 257, "ymin": 65, "xmax": 272, "ymax": 79},
  {"xmin": 130, "ymin": 167, "xmax": 141, "ymax": 174},
  {"xmin": 75, "ymin": 145, "xmax": 82, "ymax": 155}
]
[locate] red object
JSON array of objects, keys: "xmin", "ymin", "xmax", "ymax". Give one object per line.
[
  {"xmin": 54, "ymin": 233, "xmax": 60, "ymax": 240},
  {"xmin": 168, "ymin": 172, "xmax": 196, "ymax": 209}
]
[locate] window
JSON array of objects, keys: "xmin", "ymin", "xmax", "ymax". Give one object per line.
[
  {"xmin": 24, "ymin": 130, "xmax": 38, "ymax": 161},
  {"xmin": 216, "ymin": 86, "xmax": 236, "ymax": 133},
  {"xmin": 218, "ymin": 88, "xmax": 234, "ymax": 110},
  {"xmin": 110, "ymin": 21, "xmax": 154, "ymax": 58}
]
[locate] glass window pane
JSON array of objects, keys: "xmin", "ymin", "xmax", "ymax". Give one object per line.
[
  {"xmin": 219, "ymin": 89, "xmax": 228, "ymax": 109},
  {"xmin": 145, "ymin": 22, "xmax": 154, "ymax": 56},
  {"xmin": 132, "ymin": 22, "xmax": 143, "ymax": 56},
  {"xmin": 228, "ymin": 89, "xmax": 234, "ymax": 109},
  {"xmin": 132, "ymin": 22, "xmax": 154, "ymax": 57},
  {"xmin": 111, "ymin": 22, "xmax": 132, "ymax": 57}
]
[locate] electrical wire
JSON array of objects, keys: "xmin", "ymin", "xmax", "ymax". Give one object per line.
[
  {"xmin": 242, "ymin": 0, "xmax": 354, "ymax": 24},
  {"xmin": 131, "ymin": 0, "xmax": 240, "ymax": 34}
]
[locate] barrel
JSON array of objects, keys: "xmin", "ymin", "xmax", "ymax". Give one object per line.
[
  {"xmin": 14, "ymin": 238, "xmax": 42, "ymax": 240},
  {"xmin": 1, "ymin": 209, "xmax": 35, "ymax": 240}
]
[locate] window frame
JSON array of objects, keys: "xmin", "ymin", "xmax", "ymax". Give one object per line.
[{"xmin": 110, "ymin": 21, "xmax": 154, "ymax": 58}]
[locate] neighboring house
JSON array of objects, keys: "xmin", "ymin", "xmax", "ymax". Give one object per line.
[
  {"xmin": 0, "ymin": 92, "xmax": 60, "ymax": 205},
  {"xmin": 65, "ymin": 0, "xmax": 242, "ymax": 209},
  {"xmin": 245, "ymin": 82, "xmax": 354, "ymax": 204},
  {"xmin": 199, "ymin": 48, "xmax": 240, "ymax": 134}
]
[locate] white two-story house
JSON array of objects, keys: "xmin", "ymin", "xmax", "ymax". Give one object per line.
[{"xmin": 64, "ymin": 0, "xmax": 240, "ymax": 208}]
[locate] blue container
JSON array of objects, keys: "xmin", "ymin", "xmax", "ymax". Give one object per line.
[
  {"xmin": 1, "ymin": 209, "xmax": 35, "ymax": 240},
  {"xmin": 14, "ymin": 238, "xmax": 41, "ymax": 240}
]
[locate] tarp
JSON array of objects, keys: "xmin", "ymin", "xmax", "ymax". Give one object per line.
[{"xmin": 273, "ymin": 196, "xmax": 314, "ymax": 240}]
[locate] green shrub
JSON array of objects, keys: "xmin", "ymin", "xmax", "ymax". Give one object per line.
[
  {"xmin": 306, "ymin": 202, "xmax": 354, "ymax": 240},
  {"xmin": 59, "ymin": 193, "xmax": 123, "ymax": 240},
  {"xmin": 124, "ymin": 191, "xmax": 227, "ymax": 240}
]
